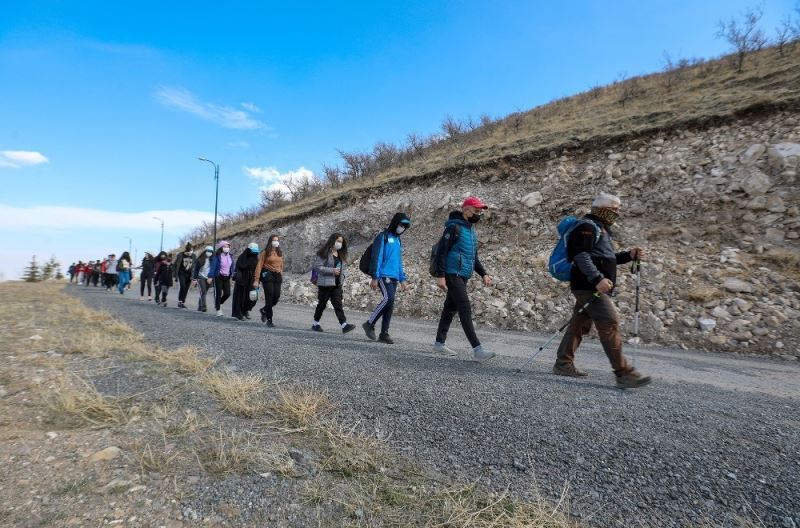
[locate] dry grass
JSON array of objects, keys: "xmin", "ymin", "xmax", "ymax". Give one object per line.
[
  {"xmin": 192, "ymin": 427, "xmax": 295, "ymax": 476},
  {"xmin": 202, "ymin": 371, "xmax": 270, "ymax": 418},
  {"xmin": 131, "ymin": 436, "xmax": 183, "ymax": 473},
  {"xmin": 686, "ymin": 286, "xmax": 724, "ymax": 303},
  {"xmin": 269, "ymin": 383, "xmax": 335, "ymax": 430},
  {"xmin": 760, "ymin": 248, "xmax": 800, "ymax": 280},
  {"xmin": 320, "ymin": 421, "xmax": 383, "ymax": 477},
  {"xmin": 45, "ymin": 374, "xmax": 127, "ymax": 426}
]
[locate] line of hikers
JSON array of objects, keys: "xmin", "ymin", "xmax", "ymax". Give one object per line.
[{"xmin": 70, "ymin": 193, "xmax": 650, "ymax": 389}]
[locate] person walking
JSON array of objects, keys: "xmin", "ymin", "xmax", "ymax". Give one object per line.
[
  {"xmin": 553, "ymin": 192, "xmax": 651, "ymax": 389},
  {"xmin": 209, "ymin": 241, "xmax": 235, "ymax": 317},
  {"xmin": 153, "ymin": 252, "xmax": 167, "ymax": 304},
  {"xmin": 192, "ymin": 246, "xmax": 214, "ymax": 312},
  {"xmin": 90, "ymin": 260, "xmax": 101, "ymax": 286},
  {"xmin": 68, "ymin": 263, "xmax": 76, "ymax": 283},
  {"xmin": 432, "ymin": 197, "xmax": 495, "ymax": 362},
  {"xmin": 231, "ymin": 242, "xmax": 259, "ymax": 321},
  {"xmin": 312, "ymin": 233, "xmax": 356, "ymax": 334},
  {"xmin": 116, "ymin": 252, "xmax": 132, "ymax": 294},
  {"xmin": 82, "ymin": 261, "xmax": 93, "ymax": 286},
  {"xmin": 253, "ymin": 235, "xmax": 284, "ymax": 327},
  {"xmin": 362, "ymin": 213, "xmax": 411, "ymax": 344},
  {"xmin": 154, "ymin": 253, "xmax": 173, "ymax": 306},
  {"xmin": 139, "ymin": 252, "xmax": 154, "ymax": 301},
  {"xmin": 105, "ymin": 254, "xmax": 119, "ymax": 292},
  {"xmin": 174, "ymin": 244, "xmax": 196, "ymax": 309}
]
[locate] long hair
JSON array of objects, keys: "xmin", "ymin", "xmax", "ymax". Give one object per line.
[
  {"xmin": 120, "ymin": 251, "xmax": 131, "ymax": 262},
  {"xmin": 196, "ymin": 249, "xmax": 210, "ymax": 267},
  {"xmin": 316, "ymin": 232, "xmax": 347, "ymax": 262},
  {"xmin": 156, "ymin": 251, "xmax": 167, "ymax": 262},
  {"xmin": 265, "ymin": 234, "xmax": 283, "ymax": 258}
]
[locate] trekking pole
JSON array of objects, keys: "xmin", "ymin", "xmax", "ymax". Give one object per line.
[
  {"xmin": 630, "ymin": 259, "xmax": 641, "ymax": 369},
  {"xmin": 515, "ymin": 292, "xmax": 601, "ymax": 373}
]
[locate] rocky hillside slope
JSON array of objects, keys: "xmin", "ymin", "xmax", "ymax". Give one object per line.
[{"xmin": 222, "ymin": 109, "xmax": 799, "ymax": 358}]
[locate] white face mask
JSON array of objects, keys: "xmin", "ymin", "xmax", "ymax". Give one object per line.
[
  {"xmin": 271, "ymin": 240, "xmax": 280, "ymax": 248},
  {"xmin": 205, "ymin": 251, "xmax": 212, "ymax": 256},
  {"xmin": 222, "ymin": 247, "xmax": 230, "ymax": 254},
  {"xmin": 334, "ymin": 242, "xmax": 343, "ymax": 251},
  {"xmin": 395, "ymin": 226, "xmax": 406, "ymax": 235}
]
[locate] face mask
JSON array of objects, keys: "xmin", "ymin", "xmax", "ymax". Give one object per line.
[
  {"xmin": 591, "ymin": 207, "xmax": 620, "ymax": 226},
  {"xmin": 395, "ymin": 226, "xmax": 406, "ymax": 235},
  {"xmin": 222, "ymin": 247, "xmax": 230, "ymax": 254},
  {"xmin": 205, "ymin": 251, "xmax": 212, "ymax": 256},
  {"xmin": 334, "ymin": 242, "xmax": 343, "ymax": 251},
  {"xmin": 271, "ymin": 240, "xmax": 280, "ymax": 248},
  {"xmin": 467, "ymin": 213, "xmax": 482, "ymax": 224}
]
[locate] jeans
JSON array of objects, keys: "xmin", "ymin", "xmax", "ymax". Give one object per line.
[
  {"xmin": 197, "ymin": 277, "xmax": 211, "ymax": 310},
  {"xmin": 117, "ymin": 271, "xmax": 131, "ymax": 293},
  {"xmin": 214, "ymin": 276, "xmax": 231, "ymax": 310},
  {"xmin": 314, "ymin": 284, "xmax": 346, "ymax": 325},
  {"xmin": 435, "ymin": 275, "xmax": 480, "ymax": 349},
  {"xmin": 259, "ymin": 272, "xmax": 282, "ymax": 321},
  {"xmin": 368, "ymin": 278, "xmax": 397, "ymax": 334}
]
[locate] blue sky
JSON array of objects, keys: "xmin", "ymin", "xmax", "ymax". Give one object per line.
[{"xmin": 0, "ymin": 0, "xmax": 794, "ymax": 279}]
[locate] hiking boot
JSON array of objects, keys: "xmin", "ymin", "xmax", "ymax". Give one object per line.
[
  {"xmin": 433, "ymin": 342, "xmax": 457, "ymax": 356},
  {"xmin": 616, "ymin": 371, "xmax": 652, "ymax": 389},
  {"xmin": 553, "ymin": 363, "xmax": 588, "ymax": 378},
  {"xmin": 378, "ymin": 332, "xmax": 394, "ymax": 344},
  {"xmin": 342, "ymin": 323, "xmax": 356, "ymax": 334},
  {"xmin": 311, "ymin": 325, "xmax": 324, "ymax": 332},
  {"xmin": 472, "ymin": 345, "xmax": 495, "ymax": 363},
  {"xmin": 362, "ymin": 322, "xmax": 376, "ymax": 340}
]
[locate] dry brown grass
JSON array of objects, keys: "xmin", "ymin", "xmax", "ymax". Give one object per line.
[
  {"xmin": 192, "ymin": 427, "xmax": 295, "ymax": 476},
  {"xmin": 202, "ymin": 371, "xmax": 270, "ymax": 418},
  {"xmin": 320, "ymin": 421, "xmax": 383, "ymax": 477},
  {"xmin": 686, "ymin": 286, "xmax": 724, "ymax": 303},
  {"xmin": 269, "ymin": 383, "xmax": 335, "ymax": 430},
  {"xmin": 760, "ymin": 248, "xmax": 800, "ymax": 279},
  {"xmin": 45, "ymin": 374, "xmax": 127, "ymax": 426},
  {"xmin": 131, "ymin": 436, "xmax": 183, "ymax": 473}
]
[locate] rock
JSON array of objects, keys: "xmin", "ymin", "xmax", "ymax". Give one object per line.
[
  {"xmin": 711, "ymin": 306, "xmax": 731, "ymax": 319},
  {"xmin": 740, "ymin": 169, "xmax": 772, "ymax": 196},
  {"xmin": 45, "ymin": 431, "xmax": 58, "ymax": 440},
  {"xmin": 520, "ymin": 192, "xmax": 543, "ymax": 207},
  {"xmin": 767, "ymin": 143, "xmax": 800, "ymax": 170},
  {"xmin": 722, "ymin": 278, "xmax": 753, "ymax": 293},
  {"xmin": 89, "ymin": 446, "xmax": 122, "ymax": 462},
  {"xmin": 288, "ymin": 448, "xmax": 307, "ymax": 465},
  {"xmin": 698, "ymin": 318, "xmax": 716, "ymax": 332},
  {"xmin": 0, "ymin": 386, "xmax": 6, "ymax": 398},
  {"xmin": 740, "ymin": 143, "xmax": 765, "ymax": 164},
  {"xmin": 765, "ymin": 228, "xmax": 785, "ymax": 243},
  {"xmin": 98, "ymin": 478, "xmax": 133, "ymax": 495},
  {"xmin": 29, "ymin": 334, "xmax": 43, "ymax": 341},
  {"xmin": 766, "ymin": 195, "xmax": 786, "ymax": 213}
]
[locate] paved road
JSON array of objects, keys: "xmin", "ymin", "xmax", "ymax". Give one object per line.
[{"xmin": 70, "ymin": 284, "xmax": 800, "ymax": 527}]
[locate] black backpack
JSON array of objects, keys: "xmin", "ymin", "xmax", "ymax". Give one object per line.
[
  {"xmin": 428, "ymin": 225, "xmax": 460, "ymax": 277},
  {"xmin": 358, "ymin": 232, "xmax": 388, "ymax": 275}
]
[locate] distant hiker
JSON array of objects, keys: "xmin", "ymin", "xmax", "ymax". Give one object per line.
[
  {"xmin": 154, "ymin": 253, "xmax": 173, "ymax": 306},
  {"xmin": 554, "ymin": 192, "xmax": 651, "ymax": 389},
  {"xmin": 312, "ymin": 233, "xmax": 355, "ymax": 334},
  {"xmin": 362, "ymin": 213, "xmax": 411, "ymax": 344},
  {"xmin": 90, "ymin": 260, "xmax": 101, "ymax": 286},
  {"xmin": 209, "ymin": 241, "xmax": 235, "ymax": 317},
  {"xmin": 116, "ymin": 252, "xmax": 132, "ymax": 294},
  {"xmin": 68, "ymin": 263, "xmax": 76, "ymax": 283},
  {"xmin": 139, "ymin": 252, "xmax": 154, "ymax": 301},
  {"xmin": 153, "ymin": 251, "xmax": 167, "ymax": 304},
  {"xmin": 432, "ymin": 197, "xmax": 495, "ymax": 362},
  {"xmin": 253, "ymin": 234, "xmax": 284, "ymax": 327},
  {"xmin": 105, "ymin": 254, "xmax": 119, "ymax": 292},
  {"xmin": 231, "ymin": 242, "xmax": 260, "ymax": 321},
  {"xmin": 174, "ymin": 243, "xmax": 197, "ymax": 308},
  {"xmin": 192, "ymin": 246, "xmax": 214, "ymax": 312},
  {"xmin": 82, "ymin": 261, "xmax": 94, "ymax": 286}
]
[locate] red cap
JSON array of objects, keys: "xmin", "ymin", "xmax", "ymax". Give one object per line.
[{"xmin": 462, "ymin": 196, "xmax": 488, "ymax": 210}]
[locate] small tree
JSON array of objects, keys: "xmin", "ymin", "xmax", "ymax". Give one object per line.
[
  {"xmin": 716, "ymin": 5, "xmax": 767, "ymax": 73},
  {"xmin": 41, "ymin": 255, "xmax": 61, "ymax": 281},
  {"xmin": 774, "ymin": 15, "xmax": 796, "ymax": 55},
  {"xmin": 23, "ymin": 255, "xmax": 41, "ymax": 282}
]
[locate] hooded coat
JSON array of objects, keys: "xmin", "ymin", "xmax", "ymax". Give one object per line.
[{"xmin": 368, "ymin": 212, "xmax": 410, "ymax": 281}]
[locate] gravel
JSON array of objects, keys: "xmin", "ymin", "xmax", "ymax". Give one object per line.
[{"xmin": 70, "ymin": 285, "xmax": 800, "ymax": 527}]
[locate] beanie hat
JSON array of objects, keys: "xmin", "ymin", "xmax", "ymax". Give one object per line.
[
  {"xmin": 217, "ymin": 240, "xmax": 230, "ymax": 249},
  {"xmin": 247, "ymin": 242, "xmax": 260, "ymax": 252}
]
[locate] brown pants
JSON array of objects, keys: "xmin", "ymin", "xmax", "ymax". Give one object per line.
[{"xmin": 556, "ymin": 292, "xmax": 632, "ymax": 376}]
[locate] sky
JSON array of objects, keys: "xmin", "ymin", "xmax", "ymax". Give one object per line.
[{"xmin": 0, "ymin": 0, "xmax": 794, "ymax": 280}]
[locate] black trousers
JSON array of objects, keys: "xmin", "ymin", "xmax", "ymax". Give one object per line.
[
  {"xmin": 214, "ymin": 276, "xmax": 231, "ymax": 310},
  {"xmin": 140, "ymin": 276, "xmax": 152, "ymax": 297},
  {"xmin": 435, "ymin": 275, "xmax": 481, "ymax": 348},
  {"xmin": 259, "ymin": 272, "xmax": 283, "ymax": 321},
  {"xmin": 314, "ymin": 284, "xmax": 346, "ymax": 325},
  {"xmin": 231, "ymin": 281, "xmax": 257, "ymax": 318},
  {"xmin": 177, "ymin": 272, "xmax": 192, "ymax": 303}
]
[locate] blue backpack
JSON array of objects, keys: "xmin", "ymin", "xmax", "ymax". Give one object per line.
[{"xmin": 548, "ymin": 216, "xmax": 599, "ymax": 281}]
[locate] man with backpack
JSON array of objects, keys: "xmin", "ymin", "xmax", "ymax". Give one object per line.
[
  {"xmin": 431, "ymin": 197, "xmax": 495, "ymax": 362},
  {"xmin": 554, "ymin": 192, "xmax": 651, "ymax": 389},
  {"xmin": 361, "ymin": 213, "xmax": 411, "ymax": 344}
]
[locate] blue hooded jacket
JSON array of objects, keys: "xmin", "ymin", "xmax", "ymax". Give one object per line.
[
  {"xmin": 369, "ymin": 213, "xmax": 410, "ymax": 281},
  {"xmin": 435, "ymin": 211, "xmax": 486, "ymax": 280}
]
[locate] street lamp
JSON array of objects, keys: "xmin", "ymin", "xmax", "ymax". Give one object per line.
[
  {"xmin": 123, "ymin": 236, "xmax": 132, "ymax": 256},
  {"xmin": 152, "ymin": 217, "xmax": 165, "ymax": 253},
  {"xmin": 198, "ymin": 157, "xmax": 220, "ymax": 249}
]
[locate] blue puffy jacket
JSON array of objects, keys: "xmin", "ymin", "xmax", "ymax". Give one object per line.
[
  {"xmin": 209, "ymin": 253, "xmax": 236, "ymax": 278},
  {"xmin": 435, "ymin": 211, "xmax": 486, "ymax": 280}
]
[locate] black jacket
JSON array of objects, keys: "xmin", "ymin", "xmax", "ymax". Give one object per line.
[
  {"xmin": 140, "ymin": 257, "xmax": 154, "ymax": 279},
  {"xmin": 174, "ymin": 251, "xmax": 196, "ymax": 277},
  {"xmin": 567, "ymin": 214, "xmax": 632, "ymax": 292},
  {"xmin": 234, "ymin": 249, "xmax": 259, "ymax": 286},
  {"xmin": 155, "ymin": 260, "xmax": 174, "ymax": 287}
]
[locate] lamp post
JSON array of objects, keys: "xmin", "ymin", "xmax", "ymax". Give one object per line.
[
  {"xmin": 123, "ymin": 236, "xmax": 132, "ymax": 256},
  {"xmin": 152, "ymin": 217, "xmax": 164, "ymax": 253},
  {"xmin": 198, "ymin": 157, "xmax": 220, "ymax": 249}
]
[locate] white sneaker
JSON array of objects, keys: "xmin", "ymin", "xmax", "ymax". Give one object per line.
[
  {"xmin": 432, "ymin": 342, "xmax": 457, "ymax": 356},
  {"xmin": 216, "ymin": 310, "xmax": 224, "ymax": 317},
  {"xmin": 472, "ymin": 345, "xmax": 495, "ymax": 363}
]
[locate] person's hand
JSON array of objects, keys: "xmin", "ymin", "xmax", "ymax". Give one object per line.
[
  {"xmin": 596, "ymin": 278, "xmax": 614, "ymax": 294},
  {"xmin": 334, "ymin": 268, "xmax": 341, "ymax": 276},
  {"xmin": 630, "ymin": 247, "xmax": 645, "ymax": 260},
  {"xmin": 370, "ymin": 279, "xmax": 378, "ymax": 290},
  {"xmin": 252, "ymin": 282, "xmax": 259, "ymax": 289},
  {"xmin": 482, "ymin": 275, "xmax": 492, "ymax": 287},
  {"xmin": 400, "ymin": 282, "xmax": 408, "ymax": 292},
  {"xmin": 436, "ymin": 277, "xmax": 447, "ymax": 292},
  {"xmin": 206, "ymin": 279, "xmax": 212, "ymax": 286}
]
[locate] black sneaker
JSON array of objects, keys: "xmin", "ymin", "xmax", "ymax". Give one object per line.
[
  {"xmin": 342, "ymin": 323, "xmax": 356, "ymax": 334},
  {"xmin": 267, "ymin": 319, "xmax": 275, "ymax": 328},
  {"xmin": 311, "ymin": 325, "xmax": 323, "ymax": 332},
  {"xmin": 378, "ymin": 333, "xmax": 394, "ymax": 344},
  {"xmin": 260, "ymin": 309, "xmax": 267, "ymax": 323},
  {"xmin": 616, "ymin": 371, "xmax": 652, "ymax": 389},
  {"xmin": 243, "ymin": 312, "xmax": 251, "ymax": 320},
  {"xmin": 362, "ymin": 322, "xmax": 376, "ymax": 340}
]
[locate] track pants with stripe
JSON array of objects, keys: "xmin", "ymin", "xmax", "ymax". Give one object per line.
[{"xmin": 368, "ymin": 278, "xmax": 397, "ymax": 334}]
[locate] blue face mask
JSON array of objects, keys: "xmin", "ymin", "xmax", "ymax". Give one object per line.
[{"xmin": 251, "ymin": 248, "xmax": 260, "ymax": 255}]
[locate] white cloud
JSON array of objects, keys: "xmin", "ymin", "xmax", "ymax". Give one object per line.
[
  {"xmin": 241, "ymin": 102, "xmax": 261, "ymax": 113},
  {"xmin": 154, "ymin": 86, "xmax": 267, "ymax": 130},
  {"xmin": 0, "ymin": 150, "xmax": 49, "ymax": 168},
  {"xmin": 227, "ymin": 140, "xmax": 251, "ymax": 149},
  {"xmin": 244, "ymin": 165, "xmax": 316, "ymax": 194},
  {"xmin": 0, "ymin": 204, "xmax": 214, "ymax": 231}
]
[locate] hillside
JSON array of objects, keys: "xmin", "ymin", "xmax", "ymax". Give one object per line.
[{"xmin": 190, "ymin": 46, "xmax": 800, "ymax": 357}]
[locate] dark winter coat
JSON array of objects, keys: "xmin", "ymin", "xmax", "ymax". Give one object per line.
[{"xmin": 567, "ymin": 214, "xmax": 632, "ymax": 292}]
